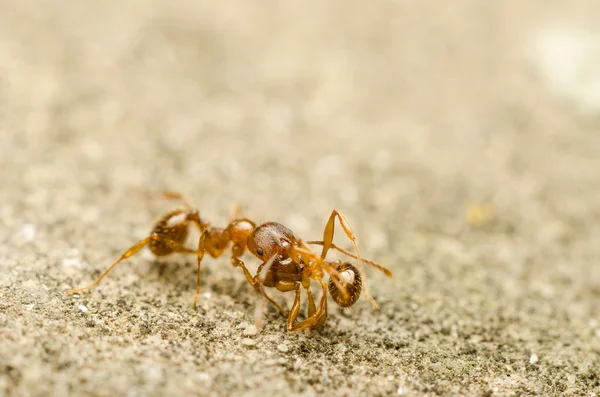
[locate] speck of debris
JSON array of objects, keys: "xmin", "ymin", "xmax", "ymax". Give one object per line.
[
  {"xmin": 277, "ymin": 343, "xmax": 289, "ymax": 353},
  {"xmin": 243, "ymin": 324, "xmax": 258, "ymax": 336},
  {"xmin": 25, "ymin": 304, "xmax": 34, "ymax": 311},
  {"xmin": 78, "ymin": 305, "xmax": 89, "ymax": 313},
  {"xmin": 529, "ymin": 353, "xmax": 539, "ymax": 364},
  {"xmin": 241, "ymin": 338, "xmax": 256, "ymax": 347},
  {"xmin": 203, "ymin": 292, "xmax": 212, "ymax": 299},
  {"xmin": 264, "ymin": 358, "xmax": 286, "ymax": 366},
  {"xmin": 62, "ymin": 248, "xmax": 82, "ymax": 268},
  {"xmin": 398, "ymin": 386, "xmax": 404, "ymax": 395},
  {"xmin": 21, "ymin": 224, "xmax": 36, "ymax": 242},
  {"xmin": 62, "ymin": 258, "xmax": 82, "ymax": 268}
]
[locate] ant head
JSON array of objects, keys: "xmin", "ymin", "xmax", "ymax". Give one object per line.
[
  {"xmin": 247, "ymin": 222, "xmax": 296, "ymax": 261},
  {"xmin": 328, "ymin": 262, "xmax": 362, "ymax": 307}
]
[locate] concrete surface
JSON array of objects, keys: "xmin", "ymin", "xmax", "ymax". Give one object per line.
[{"xmin": 1, "ymin": 1, "xmax": 600, "ymax": 396}]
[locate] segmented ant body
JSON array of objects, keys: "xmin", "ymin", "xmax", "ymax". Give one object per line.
[
  {"xmin": 67, "ymin": 193, "xmax": 392, "ymax": 332},
  {"xmin": 239, "ymin": 212, "xmax": 392, "ymax": 331}
]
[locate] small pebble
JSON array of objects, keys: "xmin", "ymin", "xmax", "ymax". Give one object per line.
[
  {"xmin": 277, "ymin": 343, "xmax": 289, "ymax": 353},
  {"xmin": 243, "ymin": 324, "xmax": 258, "ymax": 337},
  {"xmin": 78, "ymin": 305, "xmax": 88, "ymax": 313},
  {"xmin": 62, "ymin": 248, "xmax": 82, "ymax": 268},
  {"xmin": 203, "ymin": 292, "xmax": 212, "ymax": 299},
  {"xmin": 529, "ymin": 353, "xmax": 539, "ymax": 364},
  {"xmin": 62, "ymin": 258, "xmax": 82, "ymax": 268},
  {"xmin": 21, "ymin": 224, "xmax": 36, "ymax": 242},
  {"xmin": 241, "ymin": 338, "xmax": 256, "ymax": 347},
  {"xmin": 25, "ymin": 304, "xmax": 34, "ymax": 311},
  {"xmin": 397, "ymin": 386, "xmax": 405, "ymax": 395}
]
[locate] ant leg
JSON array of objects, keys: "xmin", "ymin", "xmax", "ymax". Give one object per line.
[
  {"xmin": 252, "ymin": 276, "xmax": 287, "ymax": 316},
  {"xmin": 287, "ymin": 285, "xmax": 302, "ymax": 331},
  {"xmin": 253, "ymin": 282, "xmax": 287, "ymax": 329},
  {"xmin": 320, "ymin": 210, "xmax": 378, "ymax": 309},
  {"xmin": 306, "ymin": 286, "xmax": 317, "ymax": 319},
  {"xmin": 67, "ymin": 237, "xmax": 152, "ymax": 295},
  {"xmin": 194, "ymin": 230, "xmax": 209, "ymax": 308},
  {"xmin": 293, "ymin": 245, "xmax": 349, "ymax": 298},
  {"xmin": 151, "ymin": 234, "xmax": 198, "ymax": 255},
  {"xmin": 67, "ymin": 233, "xmax": 199, "ymax": 296},
  {"xmin": 253, "ymin": 254, "xmax": 287, "ymax": 315},
  {"xmin": 306, "ymin": 241, "xmax": 392, "ymax": 277},
  {"xmin": 230, "ymin": 244, "xmax": 254, "ymax": 287},
  {"xmin": 161, "ymin": 192, "xmax": 210, "ymax": 230},
  {"xmin": 311, "ymin": 283, "xmax": 328, "ymax": 330},
  {"xmin": 162, "ymin": 191, "xmax": 195, "ymax": 208},
  {"xmin": 231, "ymin": 249, "xmax": 286, "ymax": 315},
  {"xmin": 288, "ymin": 280, "xmax": 328, "ymax": 332},
  {"xmin": 305, "ymin": 285, "xmax": 327, "ymax": 330}
]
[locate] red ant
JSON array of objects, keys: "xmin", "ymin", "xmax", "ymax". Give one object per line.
[
  {"xmin": 67, "ymin": 193, "xmax": 392, "ymax": 331},
  {"xmin": 239, "ymin": 212, "xmax": 392, "ymax": 331}
]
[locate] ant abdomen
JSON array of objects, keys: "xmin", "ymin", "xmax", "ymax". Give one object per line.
[{"xmin": 328, "ymin": 262, "xmax": 362, "ymax": 307}]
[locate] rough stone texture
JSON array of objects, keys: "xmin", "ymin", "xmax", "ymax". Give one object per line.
[{"xmin": 1, "ymin": 1, "xmax": 600, "ymax": 396}]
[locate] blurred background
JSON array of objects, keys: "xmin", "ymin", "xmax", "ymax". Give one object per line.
[{"xmin": 1, "ymin": 1, "xmax": 600, "ymax": 395}]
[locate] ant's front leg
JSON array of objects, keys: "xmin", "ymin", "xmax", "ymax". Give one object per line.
[
  {"xmin": 251, "ymin": 254, "xmax": 288, "ymax": 316},
  {"xmin": 305, "ymin": 285, "xmax": 327, "ymax": 330},
  {"xmin": 230, "ymin": 244, "xmax": 255, "ymax": 288},
  {"xmin": 251, "ymin": 276, "xmax": 287, "ymax": 316},
  {"xmin": 231, "ymin": 249, "xmax": 286, "ymax": 314},
  {"xmin": 287, "ymin": 280, "xmax": 328, "ymax": 332}
]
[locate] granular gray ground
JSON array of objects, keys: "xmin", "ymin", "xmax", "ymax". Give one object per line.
[{"xmin": 1, "ymin": 1, "xmax": 600, "ymax": 396}]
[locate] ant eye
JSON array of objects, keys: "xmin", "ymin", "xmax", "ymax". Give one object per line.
[{"xmin": 256, "ymin": 248, "xmax": 263, "ymax": 256}]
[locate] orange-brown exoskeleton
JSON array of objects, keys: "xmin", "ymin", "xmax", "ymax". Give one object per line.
[
  {"xmin": 67, "ymin": 192, "xmax": 392, "ymax": 332},
  {"xmin": 236, "ymin": 211, "xmax": 392, "ymax": 332},
  {"xmin": 66, "ymin": 192, "xmax": 257, "ymax": 306}
]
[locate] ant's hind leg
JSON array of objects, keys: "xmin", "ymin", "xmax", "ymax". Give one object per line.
[
  {"xmin": 67, "ymin": 233, "xmax": 198, "ymax": 296},
  {"xmin": 254, "ymin": 280, "xmax": 287, "ymax": 316},
  {"xmin": 66, "ymin": 237, "xmax": 152, "ymax": 295}
]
